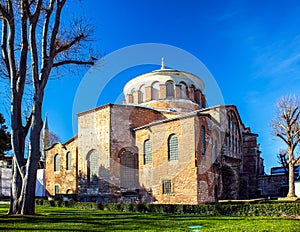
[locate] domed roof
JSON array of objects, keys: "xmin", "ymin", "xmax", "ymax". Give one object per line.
[
  {"xmin": 123, "ymin": 67, "xmax": 205, "ymax": 97},
  {"xmin": 123, "ymin": 59, "xmax": 206, "ymax": 112}
]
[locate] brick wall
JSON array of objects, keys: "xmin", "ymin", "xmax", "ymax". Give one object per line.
[
  {"xmin": 136, "ymin": 116, "xmax": 198, "ymax": 204},
  {"xmin": 45, "ymin": 138, "xmax": 78, "ymax": 196}
]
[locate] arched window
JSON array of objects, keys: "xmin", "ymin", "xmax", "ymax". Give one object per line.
[
  {"xmin": 66, "ymin": 152, "xmax": 71, "ymax": 170},
  {"xmin": 120, "ymin": 149, "xmax": 138, "ymax": 189},
  {"xmin": 131, "ymin": 89, "xmax": 135, "ymax": 104},
  {"xmin": 54, "ymin": 185, "xmax": 59, "ymax": 195},
  {"xmin": 151, "ymin": 81, "xmax": 159, "ymax": 100},
  {"xmin": 54, "ymin": 154, "xmax": 60, "ymax": 172},
  {"xmin": 166, "ymin": 81, "xmax": 174, "ymax": 98},
  {"xmin": 201, "ymin": 126, "xmax": 206, "ymax": 156},
  {"xmin": 212, "ymin": 140, "xmax": 218, "ymax": 163},
  {"xmin": 179, "ymin": 81, "xmax": 188, "ymax": 99},
  {"xmin": 139, "ymin": 84, "xmax": 145, "ymax": 102},
  {"xmin": 144, "ymin": 139, "xmax": 152, "ymax": 164},
  {"xmin": 87, "ymin": 150, "xmax": 99, "ymax": 188},
  {"xmin": 168, "ymin": 134, "xmax": 178, "ymax": 161},
  {"xmin": 228, "ymin": 115, "xmax": 231, "ymax": 131}
]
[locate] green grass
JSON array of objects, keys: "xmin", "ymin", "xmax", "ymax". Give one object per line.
[{"xmin": 0, "ymin": 203, "xmax": 299, "ymax": 231}]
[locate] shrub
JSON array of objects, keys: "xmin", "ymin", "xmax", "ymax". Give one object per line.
[{"xmin": 35, "ymin": 200, "xmax": 300, "ymax": 216}]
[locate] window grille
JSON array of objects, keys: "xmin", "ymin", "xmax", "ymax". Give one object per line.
[
  {"xmin": 144, "ymin": 140, "xmax": 152, "ymax": 164},
  {"xmin": 120, "ymin": 151, "xmax": 138, "ymax": 189},
  {"xmin": 87, "ymin": 151, "xmax": 99, "ymax": 188},
  {"xmin": 162, "ymin": 180, "xmax": 172, "ymax": 194},
  {"xmin": 168, "ymin": 134, "xmax": 178, "ymax": 161},
  {"xmin": 166, "ymin": 81, "xmax": 174, "ymax": 97}
]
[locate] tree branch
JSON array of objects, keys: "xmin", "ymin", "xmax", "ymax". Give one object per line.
[
  {"xmin": 23, "ymin": 111, "xmax": 33, "ymax": 137},
  {"xmin": 6, "ymin": 0, "xmax": 17, "ymax": 80},
  {"xmin": 18, "ymin": 0, "xmax": 29, "ymax": 96},
  {"xmin": 55, "ymin": 33, "xmax": 87, "ymax": 55},
  {"xmin": 28, "ymin": 0, "xmax": 42, "ymax": 87},
  {"xmin": 276, "ymin": 133, "xmax": 289, "ymax": 145},
  {"xmin": 0, "ymin": 2, "xmax": 10, "ymax": 20},
  {"xmin": 41, "ymin": 0, "xmax": 55, "ymax": 66},
  {"xmin": 40, "ymin": 0, "xmax": 66, "ymax": 91},
  {"xmin": 1, "ymin": 18, "xmax": 10, "ymax": 76},
  {"xmin": 49, "ymin": 0, "xmax": 66, "ymax": 59},
  {"xmin": 53, "ymin": 59, "xmax": 94, "ymax": 67}
]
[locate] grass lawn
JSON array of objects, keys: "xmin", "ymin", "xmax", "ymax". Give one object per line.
[{"xmin": 0, "ymin": 203, "xmax": 299, "ymax": 231}]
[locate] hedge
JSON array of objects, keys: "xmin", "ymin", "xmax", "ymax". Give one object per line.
[{"xmin": 35, "ymin": 199, "xmax": 300, "ymax": 217}]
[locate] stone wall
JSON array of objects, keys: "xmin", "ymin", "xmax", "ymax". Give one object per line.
[
  {"xmin": 45, "ymin": 137, "xmax": 78, "ymax": 196},
  {"xmin": 257, "ymin": 174, "xmax": 287, "ymax": 197},
  {"xmin": 241, "ymin": 132, "xmax": 260, "ymax": 199},
  {"xmin": 135, "ymin": 115, "xmax": 198, "ymax": 204}
]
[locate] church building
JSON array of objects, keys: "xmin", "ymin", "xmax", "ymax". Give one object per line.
[{"xmin": 45, "ymin": 61, "xmax": 264, "ymax": 204}]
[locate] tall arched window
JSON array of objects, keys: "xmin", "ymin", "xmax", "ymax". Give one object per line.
[
  {"xmin": 144, "ymin": 139, "xmax": 152, "ymax": 164},
  {"xmin": 212, "ymin": 140, "xmax": 218, "ymax": 163},
  {"xmin": 66, "ymin": 152, "xmax": 71, "ymax": 170},
  {"xmin": 166, "ymin": 81, "xmax": 174, "ymax": 98},
  {"xmin": 54, "ymin": 154, "xmax": 60, "ymax": 172},
  {"xmin": 151, "ymin": 81, "xmax": 160, "ymax": 100},
  {"xmin": 228, "ymin": 115, "xmax": 231, "ymax": 131},
  {"xmin": 168, "ymin": 134, "xmax": 178, "ymax": 161},
  {"xmin": 179, "ymin": 81, "xmax": 188, "ymax": 99},
  {"xmin": 87, "ymin": 150, "xmax": 99, "ymax": 188},
  {"xmin": 201, "ymin": 126, "xmax": 206, "ymax": 156}
]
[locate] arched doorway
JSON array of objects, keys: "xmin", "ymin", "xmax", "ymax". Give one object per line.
[
  {"xmin": 120, "ymin": 148, "xmax": 138, "ymax": 190},
  {"xmin": 87, "ymin": 150, "xmax": 100, "ymax": 189},
  {"xmin": 221, "ymin": 164, "xmax": 239, "ymax": 200}
]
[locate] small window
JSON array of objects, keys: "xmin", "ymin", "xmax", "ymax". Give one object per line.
[
  {"xmin": 162, "ymin": 180, "xmax": 172, "ymax": 194},
  {"xmin": 54, "ymin": 185, "xmax": 59, "ymax": 195},
  {"xmin": 144, "ymin": 140, "xmax": 152, "ymax": 164},
  {"xmin": 166, "ymin": 81, "xmax": 174, "ymax": 97},
  {"xmin": 212, "ymin": 140, "xmax": 217, "ymax": 162},
  {"xmin": 66, "ymin": 152, "xmax": 71, "ymax": 170},
  {"xmin": 54, "ymin": 154, "xmax": 60, "ymax": 172},
  {"xmin": 168, "ymin": 134, "xmax": 178, "ymax": 161},
  {"xmin": 201, "ymin": 126, "xmax": 206, "ymax": 156}
]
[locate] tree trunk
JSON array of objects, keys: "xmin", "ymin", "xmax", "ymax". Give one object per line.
[
  {"xmin": 9, "ymin": 93, "xmax": 26, "ymax": 214},
  {"xmin": 287, "ymin": 161, "xmax": 295, "ymax": 198},
  {"xmin": 9, "ymin": 160, "xmax": 22, "ymax": 214},
  {"xmin": 9, "ymin": 100, "xmax": 43, "ymax": 215}
]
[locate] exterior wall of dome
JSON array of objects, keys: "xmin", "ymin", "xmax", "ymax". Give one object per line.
[
  {"xmin": 140, "ymin": 99, "xmax": 201, "ymax": 112},
  {"xmin": 123, "ymin": 69, "xmax": 206, "ymax": 111}
]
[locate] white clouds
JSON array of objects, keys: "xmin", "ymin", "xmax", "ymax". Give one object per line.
[{"xmin": 254, "ymin": 34, "xmax": 300, "ymax": 81}]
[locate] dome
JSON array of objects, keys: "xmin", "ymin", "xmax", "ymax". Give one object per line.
[{"xmin": 123, "ymin": 60, "xmax": 206, "ymax": 112}]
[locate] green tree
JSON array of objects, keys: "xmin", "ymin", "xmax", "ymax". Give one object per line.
[
  {"xmin": 0, "ymin": 113, "xmax": 11, "ymax": 158},
  {"xmin": 0, "ymin": 0, "xmax": 95, "ymax": 215}
]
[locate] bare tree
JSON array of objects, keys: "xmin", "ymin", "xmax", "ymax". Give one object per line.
[
  {"xmin": 272, "ymin": 95, "xmax": 300, "ymax": 198},
  {"xmin": 0, "ymin": 0, "xmax": 95, "ymax": 215},
  {"xmin": 277, "ymin": 150, "xmax": 288, "ymax": 182}
]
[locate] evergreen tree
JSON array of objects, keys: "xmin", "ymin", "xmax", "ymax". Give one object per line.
[{"xmin": 0, "ymin": 113, "xmax": 11, "ymax": 158}]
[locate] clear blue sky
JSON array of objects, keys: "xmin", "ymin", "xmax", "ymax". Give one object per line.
[{"xmin": 2, "ymin": 0, "xmax": 300, "ymax": 173}]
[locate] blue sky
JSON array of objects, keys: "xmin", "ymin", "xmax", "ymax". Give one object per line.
[{"xmin": 2, "ymin": 0, "xmax": 300, "ymax": 172}]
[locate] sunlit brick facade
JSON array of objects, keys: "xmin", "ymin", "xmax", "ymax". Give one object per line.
[{"xmin": 45, "ymin": 65, "xmax": 263, "ymax": 203}]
